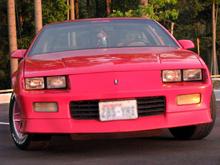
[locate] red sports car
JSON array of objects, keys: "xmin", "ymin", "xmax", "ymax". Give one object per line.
[{"xmin": 10, "ymin": 18, "xmax": 216, "ymax": 150}]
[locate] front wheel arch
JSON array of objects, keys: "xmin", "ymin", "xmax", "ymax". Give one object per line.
[
  {"xmin": 169, "ymin": 93, "xmax": 216, "ymax": 140},
  {"xmin": 9, "ymin": 93, "xmax": 51, "ymax": 150}
]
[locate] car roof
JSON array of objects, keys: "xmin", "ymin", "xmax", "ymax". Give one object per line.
[{"xmin": 44, "ymin": 17, "xmax": 153, "ymax": 27}]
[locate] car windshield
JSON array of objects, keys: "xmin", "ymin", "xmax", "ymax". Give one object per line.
[{"xmin": 29, "ymin": 19, "xmax": 179, "ymax": 56}]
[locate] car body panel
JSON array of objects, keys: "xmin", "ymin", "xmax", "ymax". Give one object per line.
[
  {"xmin": 23, "ymin": 110, "xmax": 211, "ymax": 133},
  {"xmin": 12, "ymin": 18, "xmax": 213, "ymax": 134},
  {"xmin": 23, "ymin": 48, "xmax": 202, "ymax": 77}
]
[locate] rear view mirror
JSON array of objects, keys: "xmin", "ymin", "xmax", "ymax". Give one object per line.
[
  {"xmin": 178, "ymin": 40, "xmax": 195, "ymax": 50},
  {"xmin": 11, "ymin": 49, "xmax": 27, "ymax": 59}
]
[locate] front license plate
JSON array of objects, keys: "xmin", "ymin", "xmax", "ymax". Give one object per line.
[{"xmin": 99, "ymin": 100, "xmax": 138, "ymax": 121}]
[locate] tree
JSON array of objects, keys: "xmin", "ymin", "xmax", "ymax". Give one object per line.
[
  {"xmin": 0, "ymin": 0, "xmax": 11, "ymax": 89},
  {"xmin": 174, "ymin": 0, "xmax": 220, "ymax": 74},
  {"xmin": 212, "ymin": 0, "xmax": 219, "ymax": 75},
  {"xmin": 70, "ymin": 0, "xmax": 75, "ymax": 20},
  {"xmin": 140, "ymin": 0, "xmax": 148, "ymax": 6},
  {"xmin": 7, "ymin": 0, "xmax": 18, "ymax": 76},
  {"xmin": 110, "ymin": 0, "xmax": 178, "ymax": 22},
  {"xmin": 75, "ymin": 0, "xmax": 79, "ymax": 18},
  {"xmin": 78, "ymin": 0, "xmax": 97, "ymax": 18},
  {"xmin": 1, "ymin": 0, "xmax": 220, "ymax": 90},
  {"xmin": 106, "ymin": 0, "xmax": 111, "ymax": 16},
  {"xmin": 34, "ymin": 0, "xmax": 42, "ymax": 33},
  {"xmin": 42, "ymin": 0, "xmax": 68, "ymax": 23}
]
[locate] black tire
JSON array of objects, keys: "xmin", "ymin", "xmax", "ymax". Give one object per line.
[
  {"xmin": 9, "ymin": 94, "xmax": 51, "ymax": 150},
  {"xmin": 169, "ymin": 93, "xmax": 216, "ymax": 140}
]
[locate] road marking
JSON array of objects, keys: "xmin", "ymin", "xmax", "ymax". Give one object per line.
[
  {"xmin": 214, "ymin": 90, "xmax": 220, "ymax": 101},
  {"xmin": 0, "ymin": 122, "xmax": 9, "ymax": 125},
  {"xmin": 0, "ymin": 93, "xmax": 11, "ymax": 104}
]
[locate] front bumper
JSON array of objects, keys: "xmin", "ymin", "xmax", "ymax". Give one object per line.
[
  {"xmin": 23, "ymin": 110, "xmax": 211, "ymax": 133},
  {"xmin": 17, "ymin": 81, "xmax": 213, "ymax": 134}
]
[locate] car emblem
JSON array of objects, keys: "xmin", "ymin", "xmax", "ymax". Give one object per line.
[{"xmin": 114, "ymin": 79, "xmax": 119, "ymax": 85}]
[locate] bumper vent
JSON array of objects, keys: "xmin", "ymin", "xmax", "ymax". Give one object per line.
[{"xmin": 70, "ymin": 96, "xmax": 166, "ymax": 120}]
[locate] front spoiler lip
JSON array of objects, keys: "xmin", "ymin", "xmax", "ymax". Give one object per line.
[{"xmin": 22, "ymin": 109, "xmax": 211, "ymax": 134}]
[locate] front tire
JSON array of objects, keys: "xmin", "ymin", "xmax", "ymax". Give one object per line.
[
  {"xmin": 9, "ymin": 94, "xmax": 51, "ymax": 150},
  {"xmin": 169, "ymin": 93, "xmax": 216, "ymax": 140}
]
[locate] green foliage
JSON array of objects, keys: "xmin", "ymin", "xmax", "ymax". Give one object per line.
[
  {"xmin": 0, "ymin": 0, "xmax": 220, "ymax": 89},
  {"xmin": 0, "ymin": 0, "xmax": 10, "ymax": 89},
  {"xmin": 174, "ymin": 0, "xmax": 220, "ymax": 70},
  {"xmin": 111, "ymin": 0, "xmax": 140, "ymax": 13},
  {"xmin": 110, "ymin": 0, "xmax": 179, "ymax": 22},
  {"xmin": 79, "ymin": 0, "xmax": 95, "ymax": 18},
  {"xmin": 79, "ymin": 0, "xmax": 106, "ymax": 18},
  {"xmin": 174, "ymin": 0, "xmax": 211, "ymax": 64},
  {"xmin": 16, "ymin": 0, "xmax": 35, "ymax": 49},
  {"xmin": 0, "ymin": 0, "xmax": 69, "ymax": 89},
  {"xmin": 42, "ymin": 0, "xmax": 68, "ymax": 23}
]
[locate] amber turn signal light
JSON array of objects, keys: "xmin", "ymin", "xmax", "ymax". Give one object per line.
[
  {"xmin": 33, "ymin": 102, "xmax": 58, "ymax": 112},
  {"xmin": 177, "ymin": 94, "xmax": 201, "ymax": 105}
]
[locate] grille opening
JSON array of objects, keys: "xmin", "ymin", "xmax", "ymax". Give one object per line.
[{"xmin": 70, "ymin": 96, "xmax": 166, "ymax": 120}]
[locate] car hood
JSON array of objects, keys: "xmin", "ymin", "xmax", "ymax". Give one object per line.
[{"xmin": 24, "ymin": 47, "xmax": 203, "ymax": 77}]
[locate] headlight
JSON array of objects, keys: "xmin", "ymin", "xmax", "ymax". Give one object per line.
[
  {"xmin": 46, "ymin": 76, "xmax": 66, "ymax": 89},
  {"xmin": 183, "ymin": 69, "xmax": 202, "ymax": 81},
  {"xmin": 162, "ymin": 69, "xmax": 203, "ymax": 82},
  {"xmin": 25, "ymin": 77, "xmax": 44, "ymax": 90},
  {"xmin": 162, "ymin": 70, "xmax": 181, "ymax": 82},
  {"xmin": 25, "ymin": 76, "xmax": 67, "ymax": 90}
]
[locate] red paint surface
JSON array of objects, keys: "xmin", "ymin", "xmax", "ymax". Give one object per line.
[
  {"xmin": 12, "ymin": 18, "xmax": 213, "ymax": 134},
  {"xmin": 178, "ymin": 40, "xmax": 195, "ymax": 49}
]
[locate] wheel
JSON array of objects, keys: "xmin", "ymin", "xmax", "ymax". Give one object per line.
[
  {"xmin": 9, "ymin": 94, "xmax": 51, "ymax": 150},
  {"xmin": 169, "ymin": 93, "xmax": 216, "ymax": 140}
]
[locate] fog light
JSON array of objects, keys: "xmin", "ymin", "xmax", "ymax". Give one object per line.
[
  {"xmin": 33, "ymin": 102, "xmax": 58, "ymax": 112},
  {"xmin": 177, "ymin": 94, "xmax": 201, "ymax": 105}
]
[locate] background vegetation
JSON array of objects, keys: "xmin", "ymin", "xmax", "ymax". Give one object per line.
[{"xmin": 0, "ymin": 0, "xmax": 219, "ymax": 89}]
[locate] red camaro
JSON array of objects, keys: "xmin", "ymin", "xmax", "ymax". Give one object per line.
[{"xmin": 10, "ymin": 18, "xmax": 216, "ymax": 150}]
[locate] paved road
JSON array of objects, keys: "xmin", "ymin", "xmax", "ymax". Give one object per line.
[{"xmin": 0, "ymin": 102, "xmax": 220, "ymax": 165}]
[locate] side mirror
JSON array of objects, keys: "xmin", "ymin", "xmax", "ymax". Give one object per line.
[
  {"xmin": 178, "ymin": 40, "xmax": 195, "ymax": 50},
  {"xmin": 11, "ymin": 49, "xmax": 27, "ymax": 59}
]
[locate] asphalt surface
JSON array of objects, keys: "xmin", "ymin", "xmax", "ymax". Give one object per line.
[{"xmin": 0, "ymin": 102, "xmax": 220, "ymax": 165}]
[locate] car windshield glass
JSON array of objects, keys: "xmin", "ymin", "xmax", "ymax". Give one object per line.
[{"xmin": 29, "ymin": 19, "xmax": 179, "ymax": 56}]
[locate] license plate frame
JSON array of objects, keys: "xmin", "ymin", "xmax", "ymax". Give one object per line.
[{"xmin": 99, "ymin": 99, "xmax": 138, "ymax": 121}]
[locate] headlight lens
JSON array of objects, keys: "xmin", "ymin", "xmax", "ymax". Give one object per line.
[
  {"xmin": 25, "ymin": 76, "xmax": 67, "ymax": 90},
  {"xmin": 46, "ymin": 76, "xmax": 66, "ymax": 89},
  {"xmin": 162, "ymin": 69, "xmax": 203, "ymax": 82},
  {"xmin": 162, "ymin": 70, "xmax": 181, "ymax": 82},
  {"xmin": 25, "ymin": 77, "xmax": 44, "ymax": 90},
  {"xmin": 183, "ymin": 69, "xmax": 202, "ymax": 81}
]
